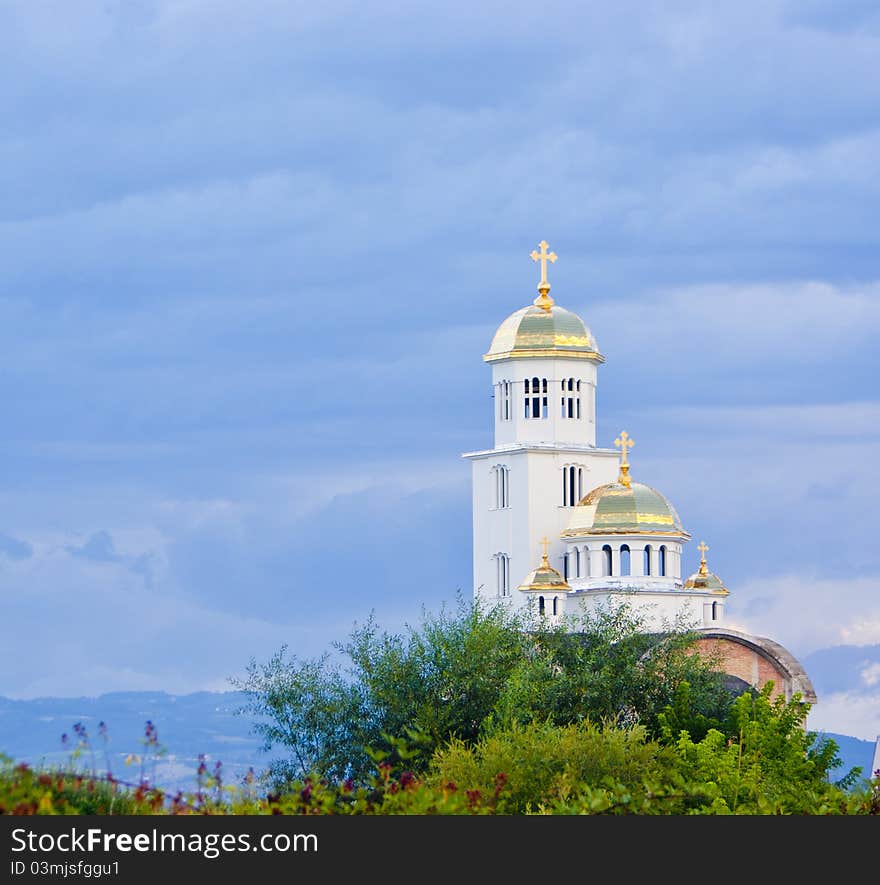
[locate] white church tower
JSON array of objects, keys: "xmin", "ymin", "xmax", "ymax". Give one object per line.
[
  {"xmin": 463, "ymin": 241, "xmax": 729, "ymax": 631},
  {"xmin": 462, "ymin": 240, "xmax": 619, "ymax": 609}
]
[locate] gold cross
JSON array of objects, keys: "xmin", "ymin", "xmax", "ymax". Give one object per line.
[
  {"xmin": 530, "ymin": 240, "xmax": 557, "ymax": 288},
  {"xmin": 540, "ymin": 536, "xmax": 551, "ymax": 562},
  {"xmin": 614, "ymin": 431, "xmax": 634, "ymax": 487},
  {"xmin": 697, "ymin": 541, "xmax": 709, "ymax": 575},
  {"xmin": 530, "ymin": 240, "xmax": 557, "ymax": 309}
]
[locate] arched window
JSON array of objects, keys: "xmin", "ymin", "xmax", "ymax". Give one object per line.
[
  {"xmin": 495, "ymin": 554, "xmax": 510, "ymax": 597},
  {"xmin": 562, "ymin": 552, "xmax": 569, "ymax": 580},
  {"xmin": 659, "ymin": 545, "xmax": 667, "ymax": 577},
  {"xmin": 492, "ymin": 465, "xmax": 510, "ymax": 509},
  {"xmin": 602, "ymin": 544, "xmax": 612, "ymax": 577},
  {"xmin": 538, "ymin": 595, "xmax": 545, "ymax": 616},
  {"xmin": 552, "ymin": 597, "xmax": 558, "ymax": 616},
  {"xmin": 574, "ymin": 547, "xmax": 581, "ymax": 578},
  {"xmin": 644, "ymin": 545, "xmax": 652, "ymax": 576},
  {"xmin": 561, "ymin": 378, "xmax": 582, "ymax": 419},
  {"xmin": 562, "ymin": 465, "xmax": 585, "ymax": 506},
  {"xmin": 499, "ymin": 381, "xmax": 511, "ymax": 421},
  {"xmin": 620, "ymin": 544, "xmax": 631, "ymax": 576},
  {"xmin": 711, "ymin": 601, "xmax": 718, "ymax": 621},
  {"xmin": 524, "ymin": 377, "xmax": 548, "ymax": 419}
]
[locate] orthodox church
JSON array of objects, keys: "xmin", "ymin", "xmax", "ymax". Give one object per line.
[{"xmin": 463, "ymin": 241, "xmax": 816, "ymax": 704}]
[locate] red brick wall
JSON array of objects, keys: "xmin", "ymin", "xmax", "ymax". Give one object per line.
[{"xmin": 694, "ymin": 637, "xmax": 790, "ymax": 700}]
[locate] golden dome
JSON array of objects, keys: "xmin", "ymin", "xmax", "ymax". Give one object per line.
[
  {"xmin": 683, "ymin": 541, "xmax": 729, "ymax": 595},
  {"xmin": 517, "ymin": 552, "xmax": 571, "ymax": 593},
  {"xmin": 562, "ymin": 481, "xmax": 690, "ymax": 539},
  {"xmin": 484, "ymin": 304, "xmax": 603, "ymax": 363}
]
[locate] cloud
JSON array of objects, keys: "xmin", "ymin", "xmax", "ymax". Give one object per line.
[
  {"xmin": 0, "ymin": 2, "xmax": 878, "ymax": 701},
  {"xmin": 843, "ymin": 620, "xmax": 880, "ymax": 647},
  {"xmin": 725, "ymin": 575, "xmax": 880, "ymax": 656},
  {"xmin": 862, "ymin": 663, "xmax": 880, "ymax": 688},
  {"xmin": 66, "ymin": 531, "xmax": 118, "ymax": 563},
  {"xmin": 0, "ymin": 532, "xmax": 32, "ymax": 561},
  {"xmin": 807, "ymin": 691, "xmax": 880, "ymax": 743}
]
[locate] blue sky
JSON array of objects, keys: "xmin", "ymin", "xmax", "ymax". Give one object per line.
[{"xmin": 0, "ymin": 1, "xmax": 878, "ymax": 736}]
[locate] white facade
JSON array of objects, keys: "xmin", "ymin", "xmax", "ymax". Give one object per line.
[{"xmin": 462, "ymin": 352, "xmax": 619, "ymax": 612}]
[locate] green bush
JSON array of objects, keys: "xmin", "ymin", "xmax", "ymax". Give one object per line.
[{"xmin": 430, "ymin": 720, "xmax": 669, "ymax": 813}]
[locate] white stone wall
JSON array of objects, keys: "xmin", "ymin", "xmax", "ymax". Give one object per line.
[
  {"xmin": 567, "ymin": 589, "xmax": 724, "ymax": 630},
  {"xmin": 490, "ymin": 357, "xmax": 599, "ymax": 448},
  {"xmin": 467, "ymin": 446, "xmax": 618, "ymax": 610}
]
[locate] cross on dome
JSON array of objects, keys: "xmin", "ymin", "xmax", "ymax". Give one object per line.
[
  {"xmin": 530, "ymin": 240, "xmax": 557, "ymax": 310},
  {"xmin": 614, "ymin": 430, "xmax": 634, "ymax": 487},
  {"xmin": 539, "ymin": 535, "xmax": 551, "ymax": 566},
  {"xmin": 698, "ymin": 541, "xmax": 710, "ymax": 576}
]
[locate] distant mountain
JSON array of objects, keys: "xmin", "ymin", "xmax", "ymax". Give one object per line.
[
  {"xmin": 1, "ymin": 691, "xmax": 876, "ymax": 794},
  {"xmin": 820, "ymin": 732, "xmax": 877, "ymax": 785},
  {"xmin": 0, "ymin": 691, "xmax": 264, "ymax": 794}
]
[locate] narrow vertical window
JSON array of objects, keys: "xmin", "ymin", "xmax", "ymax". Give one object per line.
[
  {"xmin": 562, "ymin": 553, "xmax": 569, "ymax": 580},
  {"xmin": 602, "ymin": 544, "xmax": 612, "ymax": 577},
  {"xmin": 620, "ymin": 544, "xmax": 631, "ymax": 576},
  {"xmin": 527, "ymin": 379, "xmax": 548, "ymax": 418},
  {"xmin": 496, "ymin": 553, "xmax": 510, "ymax": 597},
  {"xmin": 583, "ymin": 547, "xmax": 590, "ymax": 578},
  {"xmin": 659, "ymin": 545, "xmax": 667, "ymax": 577},
  {"xmin": 492, "ymin": 466, "xmax": 510, "ymax": 509},
  {"xmin": 563, "ymin": 465, "xmax": 584, "ymax": 506},
  {"xmin": 644, "ymin": 545, "xmax": 652, "ymax": 576},
  {"xmin": 712, "ymin": 601, "xmax": 718, "ymax": 621},
  {"xmin": 552, "ymin": 597, "xmax": 558, "ymax": 616},
  {"xmin": 561, "ymin": 378, "xmax": 581, "ymax": 419},
  {"xmin": 499, "ymin": 381, "xmax": 511, "ymax": 421},
  {"xmin": 575, "ymin": 547, "xmax": 581, "ymax": 578},
  {"xmin": 538, "ymin": 595, "xmax": 545, "ymax": 616}
]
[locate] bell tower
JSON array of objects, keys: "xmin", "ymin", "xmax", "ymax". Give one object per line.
[{"xmin": 463, "ymin": 241, "xmax": 619, "ymax": 608}]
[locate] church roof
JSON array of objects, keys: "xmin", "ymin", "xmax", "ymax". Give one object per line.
[
  {"xmin": 517, "ymin": 553, "xmax": 571, "ymax": 593},
  {"xmin": 562, "ymin": 480, "xmax": 689, "ymax": 539},
  {"xmin": 683, "ymin": 570, "xmax": 729, "ymax": 594},
  {"xmin": 684, "ymin": 543, "xmax": 729, "ymax": 594},
  {"xmin": 484, "ymin": 304, "xmax": 603, "ymax": 363}
]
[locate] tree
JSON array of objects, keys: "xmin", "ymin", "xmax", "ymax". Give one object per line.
[
  {"xmin": 235, "ymin": 597, "xmax": 731, "ymax": 786},
  {"xmin": 668, "ymin": 683, "xmax": 859, "ymax": 814}
]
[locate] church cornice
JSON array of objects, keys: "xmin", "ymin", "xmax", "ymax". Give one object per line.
[
  {"xmin": 462, "ymin": 444, "xmax": 619, "ymax": 460},
  {"xmin": 483, "ymin": 348, "xmax": 605, "ymax": 364}
]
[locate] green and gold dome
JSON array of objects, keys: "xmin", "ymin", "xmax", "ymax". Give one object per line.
[
  {"xmin": 517, "ymin": 551, "xmax": 571, "ymax": 593},
  {"xmin": 562, "ymin": 481, "xmax": 688, "ymax": 538},
  {"xmin": 484, "ymin": 304, "xmax": 603, "ymax": 363},
  {"xmin": 683, "ymin": 542, "xmax": 729, "ymax": 595},
  {"xmin": 484, "ymin": 240, "xmax": 603, "ymax": 363},
  {"xmin": 562, "ymin": 431, "xmax": 689, "ymax": 539}
]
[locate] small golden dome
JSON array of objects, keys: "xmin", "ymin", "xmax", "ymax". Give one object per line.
[
  {"xmin": 517, "ymin": 552, "xmax": 571, "ymax": 593},
  {"xmin": 683, "ymin": 541, "xmax": 729, "ymax": 594}
]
